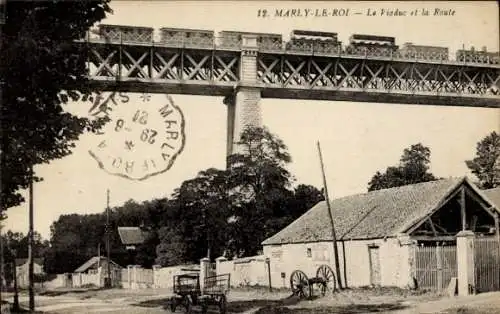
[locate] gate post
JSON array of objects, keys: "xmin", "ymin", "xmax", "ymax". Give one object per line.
[
  {"xmin": 200, "ymin": 257, "xmax": 210, "ymax": 292},
  {"xmin": 436, "ymin": 244, "xmax": 443, "ymax": 290},
  {"xmin": 457, "ymin": 230, "xmax": 475, "ymax": 296}
]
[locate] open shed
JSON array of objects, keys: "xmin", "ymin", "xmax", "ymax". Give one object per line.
[{"xmin": 262, "ymin": 177, "xmax": 499, "ymax": 290}]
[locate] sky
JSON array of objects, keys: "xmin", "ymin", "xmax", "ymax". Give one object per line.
[{"xmin": 4, "ymin": 1, "xmax": 500, "ymax": 239}]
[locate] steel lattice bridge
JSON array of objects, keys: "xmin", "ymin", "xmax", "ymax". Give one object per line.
[{"xmin": 78, "ymin": 25, "xmax": 500, "ymax": 109}]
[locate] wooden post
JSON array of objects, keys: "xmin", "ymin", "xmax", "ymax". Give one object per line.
[
  {"xmin": 495, "ymin": 214, "xmax": 500, "ymax": 288},
  {"xmin": 317, "ymin": 141, "xmax": 343, "ymax": 289},
  {"xmin": 266, "ymin": 257, "xmax": 272, "ymax": 292},
  {"xmin": 436, "ymin": 243, "xmax": 443, "ymax": 290},
  {"xmin": 12, "ymin": 260, "xmax": 19, "ymax": 311},
  {"xmin": 460, "ymin": 187, "xmax": 466, "ymax": 231},
  {"xmin": 0, "ymin": 224, "xmax": 3, "ymax": 304},
  {"xmin": 105, "ymin": 189, "xmax": 111, "ymax": 288},
  {"xmin": 28, "ymin": 165, "xmax": 35, "ymax": 311}
]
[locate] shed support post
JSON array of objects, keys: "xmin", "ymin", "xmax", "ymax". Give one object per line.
[{"xmin": 460, "ymin": 187, "xmax": 466, "ymax": 231}]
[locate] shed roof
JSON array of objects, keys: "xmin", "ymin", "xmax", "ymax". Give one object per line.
[
  {"xmin": 74, "ymin": 256, "xmax": 120, "ymax": 273},
  {"xmin": 483, "ymin": 187, "xmax": 500, "ymax": 210},
  {"xmin": 15, "ymin": 258, "xmax": 43, "ymax": 267},
  {"xmin": 263, "ymin": 177, "xmax": 490, "ymax": 245},
  {"xmin": 117, "ymin": 227, "xmax": 148, "ymax": 245}
]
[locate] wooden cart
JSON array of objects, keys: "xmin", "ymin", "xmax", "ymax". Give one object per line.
[
  {"xmin": 289, "ymin": 264, "xmax": 337, "ymax": 299},
  {"xmin": 170, "ymin": 272, "xmax": 231, "ymax": 314}
]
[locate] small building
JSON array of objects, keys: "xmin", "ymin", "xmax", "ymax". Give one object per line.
[
  {"xmin": 74, "ymin": 256, "xmax": 121, "ymax": 274},
  {"xmin": 262, "ymin": 177, "xmax": 499, "ymax": 290},
  {"xmin": 15, "ymin": 258, "xmax": 44, "ymax": 288},
  {"xmin": 73, "ymin": 256, "xmax": 122, "ymax": 287},
  {"xmin": 118, "ymin": 226, "xmax": 149, "ymax": 250}
]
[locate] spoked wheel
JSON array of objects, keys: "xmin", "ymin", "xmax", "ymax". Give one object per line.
[
  {"xmin": 183, "ymin": 295, "xmax": 192, "ymax": 314},
  {"xmin": 290, "ymin": 270, "xmax": 310, "ymax": 298},
  {"xmin": 201, "ymin": 301, "xmax": 208, "ymax": 314},
  {"xmin": 170, "ymin": 297, "xmax": 178, "ymax": 312},
  {"xmin": 218, "ymin": 294, "xmax": 227, "ymax": 314},
  {"xmin": 316, "ymin": 265, "xmax": 336, "ymax": 295}
]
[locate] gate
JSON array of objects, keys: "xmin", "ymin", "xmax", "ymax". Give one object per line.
[
  {"xmin": 415, "ymin": 244, "xmax": 457, "ymax": 290},
  {"xmin": 474, "ymin": 236, "xmax": 500, "ymax": 293},
  {"xmin": 208, "ymin": 262, "xmax": 217, "ymax": 277}
]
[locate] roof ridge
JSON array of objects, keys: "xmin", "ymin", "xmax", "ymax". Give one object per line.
[
  {"xmin": 327, "ymin": 177, "xmax": 463, "ymax": 203},
  {"xmin": 262, "ymin": 176, "xmax": 468, "ymax": 245}
]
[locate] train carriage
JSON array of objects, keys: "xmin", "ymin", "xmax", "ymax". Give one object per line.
[
  {"xmin": 456, "ymin": 47, "xmax": 499, "ymax": 64},
  {"xmin": 98, "ymin": 24, "xmax": 154, "ymax": 43},
  {"xmin": 218, "ymin": 31, "xmax": 283, "ymax": 51},
  {"xmin": 398, "ymin": 43, "xmax": 449, "ymax": 61},
  {"xmin": 159, "ymin": 28, "xmax": 215, "ymax": 48},
  {"xmin": 286, "ymin": 30, "xmax": 341, "ymax": 54},
  {"xmin": 346, "ymin": 34, "xmax": 398, "ymax": 58}
]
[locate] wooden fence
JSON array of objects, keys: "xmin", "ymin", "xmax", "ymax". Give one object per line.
[
  {"xmin": 414, "ymin": 245, "xmax": 457, "ymax": 290},
  {"xmin": 474, "ymin": 236, "xmax": 500, "ymax": 293}
]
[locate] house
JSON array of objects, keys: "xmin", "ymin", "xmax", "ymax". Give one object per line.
[
  {"xmin": 15, "ymin": 258, "xmax": 44, "ymax": 288},
  {"xmin": 262, "ymin": 177, "xmax": 499, "ymax": 290},
  {"xmin": 74, "ymin": 256, "xmax": 122, "ymax": 274},
  {"xmin": 118, "ymin": 226, "xmax": 149, "ymax": 250},
  {"xmin": 73, "ymin": 256, "xmax": 122, "ymax": 287}
]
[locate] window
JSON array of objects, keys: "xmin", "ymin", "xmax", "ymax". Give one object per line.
[{"xmin": 307, "ymin": 248, "xmax": 312, "ymax": 257}]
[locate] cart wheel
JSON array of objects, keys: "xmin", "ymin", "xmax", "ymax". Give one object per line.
[
  {"xmin": 170, "ymin": 298, "xmax": 177, "ymax": 312},
  {"xmin": 316, "ymin": 265, "xmax": 336, "ymax": 294},
  {"xmin": 290, "ymin": 270, "xmax": 310, "ymax": 298},
  {"xmin": 218, "ymin": 294, "xmax": 227, "ymax": 314},
  {"xmin": 183, "ymin": 296, "xmax": 192, "ymax": 314},
  {"xmin": 201, "ymin": 302, "xmax": 208, "ymax": 314}
]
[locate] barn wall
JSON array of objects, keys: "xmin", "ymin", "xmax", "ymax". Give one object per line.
[{"xmin": 263, "ymin": 237, "xmax": 413, "ymax": 289}]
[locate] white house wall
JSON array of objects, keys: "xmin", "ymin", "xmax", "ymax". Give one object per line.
[{"xmin": 263, "ymin": 238, "xmax": 412, "ymax": 289}]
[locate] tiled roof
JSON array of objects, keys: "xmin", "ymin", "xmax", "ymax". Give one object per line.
[
  {"xmin": 117, "ymin": 227, "xmax": 148, "ymax": 245},
  {"xmin": 74, "ymin": 256, "xmax": 120, "ymax": 273},
  {"xmin": 262, "ymin": 177, "xmax": 487, "ymax": 245},
  {"xmin": 15, "ymin": 258, "xmax": 43, "ymax": 267},
  {"xmin": 483, "ymin": 187, "xmax": 500, "ymax": 211}
]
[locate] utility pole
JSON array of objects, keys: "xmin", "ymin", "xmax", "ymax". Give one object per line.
[
  {"xmin": 11, "ymin": 249, "xmax": 19, "ymax": 311},
  {"xmin": 0, "ymin": 224, "xmax": 3, "ymax": 304},
  {"xmin": 317, "ymin": 141, "xmax": 343, "ymax": 290},
  {"xmin": 105, "ymin": 189, "xmax": 111, "ymax": 288},
  {"xmin": 0, "ymin": 0, "xmax": 5, "ymax": 304},
  {"xmin": 28, "ymin": 166, "xmax": 35, "ymax": 310}
]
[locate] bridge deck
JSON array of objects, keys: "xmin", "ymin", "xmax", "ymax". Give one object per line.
[{"xmin": 80, "ymin": 40, "xmax": 500, "ymax": 108}]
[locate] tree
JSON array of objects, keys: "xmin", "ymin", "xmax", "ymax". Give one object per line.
[
  {"xmin": 1, "ymin": 230, "xmax": 49, "ymax": 285},
  {"xmin": 226, "ymin": 126, "xmax": 294, "ymax": 257},
  {"xmin": 173, "ymin": 168, "xmax": 231, "ymax": 262},
  {"xmin": 135, "ymin": 230, "xmax": 160, "ymax": 269},
  {"xmin": 368, "ymin": 143, "xmax": 438, "ymax": 191},
  {"xmin": 1, "ymin": 0, "xmax": 112, "ymax": 213},
  {"xmin": 155, "ymin": 226, "xmax": 186, "ymax": 267},
  {"xmin": 466, "ymin": 131, "xmax": 500, "ymax": 189}
]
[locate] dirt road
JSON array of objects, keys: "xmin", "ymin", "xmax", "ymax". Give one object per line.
[{"xmin": 3, "ymin": 288, "xmax": 500, "ymax": 314}]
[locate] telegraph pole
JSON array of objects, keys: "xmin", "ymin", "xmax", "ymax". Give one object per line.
[
  {"xmin": 105, "ymin": 189, "xmax": 111, "ymax": 288},
  {"xmin": 317, "ymin": 141, "xmax": 343, "ymax": 290},
  {"xmin": 28, "ymin": 165, "xmax": 35, "ymax": 310},
  {"xmin": 0, "ymin": 0, "xmax": 5, "ymax": 305}
]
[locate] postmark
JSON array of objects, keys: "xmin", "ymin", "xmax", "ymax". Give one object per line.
[{"xmin": 88, "ymin": 92, "xmax": 186, "ymax": 180}]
